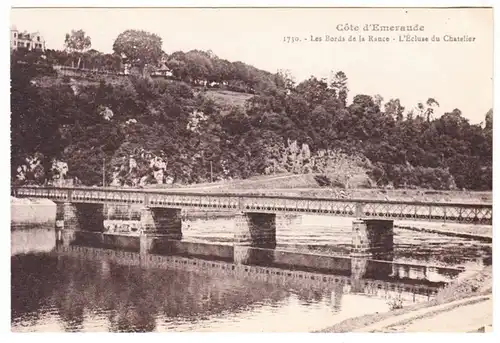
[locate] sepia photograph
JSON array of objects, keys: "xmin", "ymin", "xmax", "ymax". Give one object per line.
[{"xmin": 8, "ymin": 3, "xmax": 494, "ymax": 335}]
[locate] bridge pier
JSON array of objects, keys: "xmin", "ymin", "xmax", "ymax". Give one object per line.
[
  {"xmin": 58, "ymin": 202, "xmax": 106, "ymax": 232},
  {"xmin": 234, "ymin": 212, "xmax": 277, "ymax": 264},
  {"xmin": 234, "ymin": 212, "xmax": 277, "ymax": 248},
  {"xmin": 139, "ymin": 207, "xmax": 183, "ymax": 239},
  {"xmin": 56, "ymin": 202, "xmax": 105, "ymax": 246},
  {"xmin": 139, "ymin": 207, "xmax": 182, "ymax": 254},
  {"xmin": 351, "ymin": 219, "xmax": 394, "ymax": 260}
]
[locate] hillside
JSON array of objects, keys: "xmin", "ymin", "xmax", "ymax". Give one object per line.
[
  {"xmin": 11, "ymin": 48, "xmax": 492, "ymax": 192},
  {"xmin": 146, "ymin": 174, "xmax": 492, "ymax": 203},
  {"xmin": 34, "ymin": 70, "xmax": 253, "ymax": 114}
]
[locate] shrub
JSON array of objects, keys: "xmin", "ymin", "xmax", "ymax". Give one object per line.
[
  {"xmin": 314, "ymin": 174, "xmax": 331, "ymax": 187},
  {"xmin": 387, "ymin": 295, "xmax": 404, "ymax": 310},
  {"xmin": 370, "ymin": 163, "xmax": 457, "ymax": 190}
]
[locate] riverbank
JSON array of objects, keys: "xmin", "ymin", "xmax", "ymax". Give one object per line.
[
  {"xmin": 360, "ymin": 296, "xmax": 492, "ymax": 333},
  {"xmin": 315, "ymin": 265, "xmax": 492, "ymax": 333},
  {"xmin": 11, "ymin": 197, "xmax": 56, "ymax": 228},
  {"xmin": 395, "ymin": 222, "xmax": 492, "ymax": 242}
]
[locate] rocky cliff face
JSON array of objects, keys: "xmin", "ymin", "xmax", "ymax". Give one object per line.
[
  {"xmin": 263, "ymin": 139, "xmax": 373, "ymax": 189},
  {"xmin": 15, "ymin": 154, "xmax": 69, "ymax": 184},
  {"xmin": 14, "ymin": 149, "xmax": 174, "ymax": 187},
  {"xmin": 109, "ymin": 150, "xmax": 172, "ymax": 187}
]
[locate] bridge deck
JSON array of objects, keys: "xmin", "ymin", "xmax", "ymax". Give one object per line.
[{"xmin": 12, "ymin": 186, "xmax": 492, "ymax": 225}]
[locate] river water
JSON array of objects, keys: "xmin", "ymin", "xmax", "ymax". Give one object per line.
[
  {"xmin": 182, "ymin": 215, "xmax": 491, "ymax": 269},
  {"xmin": 11, "ymin": 215, "xmax": 491, "ymax": 332}
]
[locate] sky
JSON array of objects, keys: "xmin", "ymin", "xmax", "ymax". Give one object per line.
[{"xmin": 10, "ymin": 7, "xmax": 493, "ymax": 124}]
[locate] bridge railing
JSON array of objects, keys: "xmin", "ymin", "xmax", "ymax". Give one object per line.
[{"xmin": 11, "ymin": 186, "xmax": 492, "ymax": 225}]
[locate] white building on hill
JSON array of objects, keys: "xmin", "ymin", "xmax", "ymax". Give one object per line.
[{"xmin": 10, "ymin": 25, "xmax": 46, "ymax": 52}]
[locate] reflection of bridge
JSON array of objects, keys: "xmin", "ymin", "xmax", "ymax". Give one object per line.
[
  {"xmin": 12, "ymin": 244, "xmax": 439, "ymax": 332},
  {"xmin": 12, "ymin": 186, "xmax": 492, "ymax": 260},
  {"xmin": 57, "ymin": 245, "xmax": 442, "ymax": 297}
]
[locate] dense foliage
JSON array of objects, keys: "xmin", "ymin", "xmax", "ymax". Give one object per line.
[
  {"xmin": 113, "ymin": 30, "xmax": 163, "ymax": 74},
  {"xmin": 10, "ymin": 36, "xmax": 492, "ymax": 190}
]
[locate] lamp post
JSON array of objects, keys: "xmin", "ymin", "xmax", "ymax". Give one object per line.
[
  {"xmin": 102, "ymin": 157, "xmax": 106, "ymax": 188},
  {"xmin": 210, "ymin": 160, "xmax": 213, "ymax": 183}
]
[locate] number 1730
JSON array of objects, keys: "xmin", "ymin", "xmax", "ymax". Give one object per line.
[{"xmin": 283, "ymin": 36, "xmax": 300, "ymax": 43}]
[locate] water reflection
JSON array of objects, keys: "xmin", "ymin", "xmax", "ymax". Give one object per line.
[
  {"xmin": 331, "ymin": 283, "xmax": 343, "ymax": 311},
  {"xmin": 13, "ymin": 251, "xmax": 304, "ymax": 332},
  {"xmin": 11, "ymin": 226, "xmax": 56, "ymax": 255},
  {"xmin": 58, "ymin": 228, "xmax": 461, "ymax": 288},
  {"xmin": 13, "ymin": 243, "xmax": 440, "ymax": 332},
  {"xmin": 11, "ymin": 213, "xmax": 491, "ymax": 332},
  {"xmin": 232, "ymin": 245, "xmax": 458, "ymax": 287}
]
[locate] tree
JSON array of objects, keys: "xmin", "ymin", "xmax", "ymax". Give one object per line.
[
  {"xmin": 330, "ymin": 71, "xmax": 349, "ymax": 107},
  {"xmin": 416, "ymin": 97, "xmax": 440, "ymax": 122},
  {"xmin": 295, "ymin": 76, "xmax": 333, "ymax": 108},
  {"xmin": 384, "ymin": 98, "xmax": 405, "ymax": 121},
  {"xmin": 373, "ymin": 94, "xmax": 384, "ymax": 108},
  {"xmin": 275, "ymin": 69, "xmax": 295, "ymax": 91},
  {"xmin": 184, "ymin": 50, "xmax": 214, "ymax": 84},
  {"xmin": 64, "ymin": 29, "xmax": 92, "ymax": 68},
  {"xmin": 406, "ymin": 109, "xmax": 415, "ymax": 121},
  {"xmin": 113, "ymin": 30, "xmax": 163, "ymax": 75},
  {"xmin": 485, "ymin": 108, "xmax": 493, "ymax": 131}
]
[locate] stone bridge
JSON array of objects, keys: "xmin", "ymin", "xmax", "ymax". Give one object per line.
[{"xmin": 12, "ymin": 186, "xmax": 492, "ymax": 261}]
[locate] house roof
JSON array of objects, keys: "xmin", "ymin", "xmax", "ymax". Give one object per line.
[{"xmin": 11, "ymin": 27, "xmax": 43, "ymax": 40}]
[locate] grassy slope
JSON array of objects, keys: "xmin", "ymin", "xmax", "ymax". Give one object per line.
[
  {"xmin": 149, "ymin": 173, "xmax": 492, "ymax": 203},
  {"xmin": 202, "ymin": 89, "xmax": 254, "ymax": 111}
]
